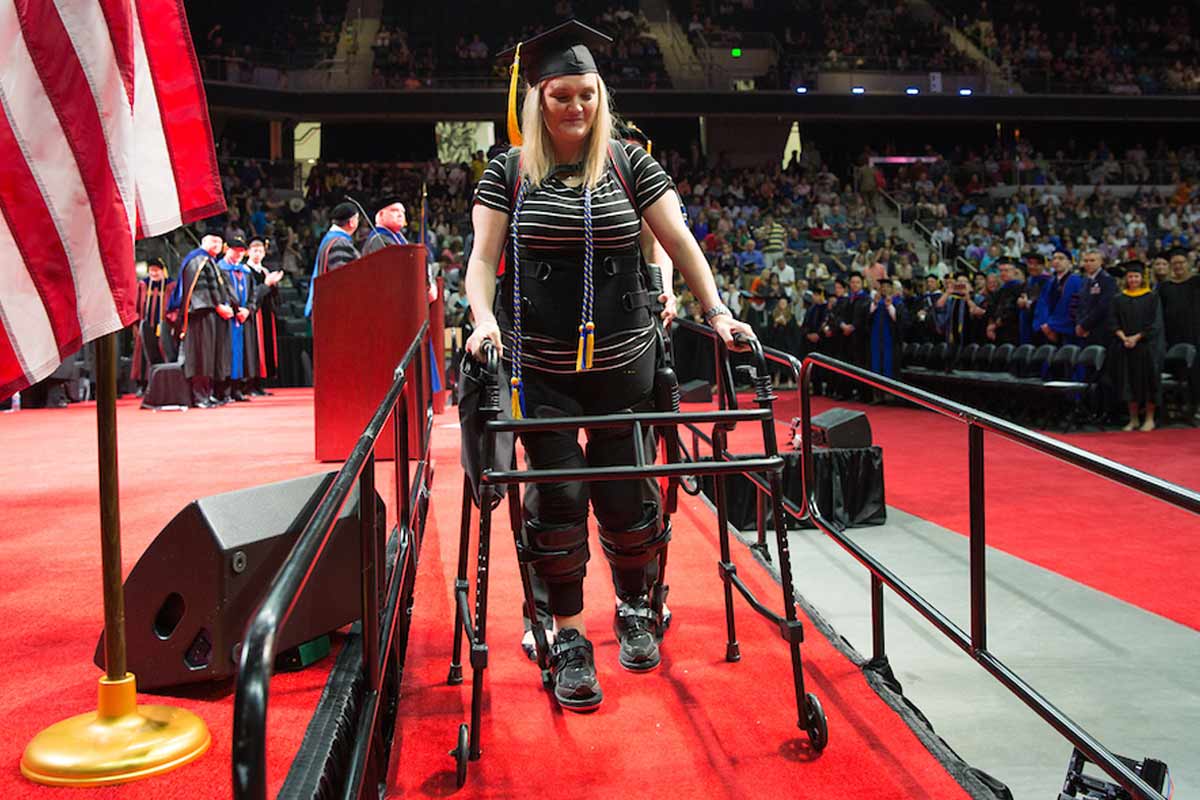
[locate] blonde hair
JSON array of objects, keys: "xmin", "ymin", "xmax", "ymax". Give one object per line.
[{"xmin": 518, "ymin": 73, "xmax": 613, "ymax": 190}]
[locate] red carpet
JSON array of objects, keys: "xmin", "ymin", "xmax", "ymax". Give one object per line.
[
  {"xmin": 0, "ymin": 391, "xmax": 371, "ymax": 799},
  {"xmin": 9, "ymin": 386, "xmax": 1192, "ymax": 796},
  {"xmin": 391, "ymin": 420, "xmax": 972, "ymax": 799},
  {"xmin": 726, "ymin": 388, "xmax": 1200, "ymax": 630},
  {"xmin": 0, "ymin": 390, "xmax": 974, "ymax": 798}
]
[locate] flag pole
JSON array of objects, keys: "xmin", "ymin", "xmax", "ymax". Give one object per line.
[{"xmin": 21, "ymin": 331, "xmax": 210, "ymax": 787}]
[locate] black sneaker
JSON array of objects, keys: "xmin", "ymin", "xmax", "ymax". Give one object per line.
[
  {"xmin": 613, "ymin": 597, "xmax": 661, "ymax": 672},
  {"xmin": 548, "ymin": 629, "xmax": 602, "ymax": 711}
]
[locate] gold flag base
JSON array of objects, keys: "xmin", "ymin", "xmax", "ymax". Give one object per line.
[{"xmin": 21, "ymin": 673, "xmax": 210, "ymax": 787}]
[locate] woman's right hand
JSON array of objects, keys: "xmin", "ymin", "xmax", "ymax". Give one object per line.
[{"xmin": 465, "ymin": 318, "xmax": 502, "ymax": 361}]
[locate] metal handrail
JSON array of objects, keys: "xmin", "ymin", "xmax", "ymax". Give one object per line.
[
  {"xmin": 667, "ymin": 320, "xmax": 1192, "ymax": 799},
  {"xmin": 233, "ymin": 320, "xmax": 433, "ymax": 799},
  {"xmin": 796, "ymin": 352, "xmax": 1194, "ymax": 800}
]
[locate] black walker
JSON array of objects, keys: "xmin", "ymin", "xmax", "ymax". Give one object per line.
[{"xmin": 447, "ymin": 334, "xmax": 828, "ymax": 787}]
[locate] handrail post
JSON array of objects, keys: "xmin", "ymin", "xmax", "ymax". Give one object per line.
[
  {"xmin": 871, "ymin": 574, "xmax": 886, "ymax": 663},
  {"xmin": 360, "ymin": 452, "xmax": 381, "ymax": 692},
  {"xmin": 968, "ymin": 423, "xmax": 986, "ymax": 653}
]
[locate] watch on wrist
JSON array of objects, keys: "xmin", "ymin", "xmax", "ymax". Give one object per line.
[{"xmin": 703, "ymin": 303, "xmax": 731, "ymax": 325}]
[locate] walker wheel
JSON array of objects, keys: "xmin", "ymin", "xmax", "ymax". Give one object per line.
[
  {"xmin": 450, "ymin": 723, "xmax": 469, "ymax": 787},
  {"xmin": 804, "ymin": 692, "xmax": 828, "ymax": 751}
]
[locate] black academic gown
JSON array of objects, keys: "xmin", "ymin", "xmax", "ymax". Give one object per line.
[
  {"xmin": 842, "ymin": 291, "xmax": 872, "ymax": 369},
  {"xmin": 1109, "ymin": 290, "xmax": 1165, "ymax": 406},
  {"xmin": 989, "ymin": 280, "xmax": 1024, "ymax": 345},
  {"xmin": 131, "ymin": 277, "xmax": 177, "ymax": 382},
  {"xmin": 1157, "ymin": 276, "xmax": 1200, "ymax": 402},
  {"xmin": 178, "ymin": 251, "xmax": 233, "ymax": 381},
  {"xmin": 247, "ymin": 264, "xmax": 281, "ymax": 380}
]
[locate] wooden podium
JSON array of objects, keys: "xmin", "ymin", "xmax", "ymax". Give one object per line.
[{"xmin": 312, "ymin": 244, "xmax": 432, "ymax": 462}]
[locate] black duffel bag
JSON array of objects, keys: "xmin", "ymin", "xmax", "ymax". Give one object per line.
[{"xmin": 457, "ymin": 341, "xmax": 513, "ymax": 508}]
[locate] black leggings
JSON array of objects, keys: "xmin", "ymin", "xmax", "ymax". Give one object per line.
[{"xmin": 518, "ymin": 344, "xmax": 663, "ymax": 616}]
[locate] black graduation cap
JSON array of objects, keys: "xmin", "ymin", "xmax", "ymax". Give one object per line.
[
  {"xmin": 499, "ymin": 19, "xmax": 613, "ymax": 146},
  {"xmin": 227, "ymin": 237, "xmax": 248, "ymax": 250},
  {"xmin": 1165, "ymin": 246, "xmax": 1190, "ymax": 259},
  {"xmin": 147, "ymin": 257, "xmax": 168, "ymax": 274},
  {"xmin": 247, "ymin": 235, "xmax": 267, "ymax": 248},
  {"xmin": 1116, "ymin": 259, "xmax": 1145, "ymax": 277},
  {"xmin": 330, "ymin": 201, "xmax": 358, "ymax": 224},
  {"xmin": 1051, "ymin": 247, "xmax": 1073, "ymax": 260},
  {"xmin": 1021, "ymin": 251, "xmax": 1045, "ymax": 263},
  {"xmin": 374, "ymin": 195, "xmax": 406, "ymax": 217}
]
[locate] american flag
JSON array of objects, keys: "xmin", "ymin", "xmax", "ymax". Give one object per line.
[{"xmin": 0, "ymin": 0, "xmax": 225, "ymax": 400}]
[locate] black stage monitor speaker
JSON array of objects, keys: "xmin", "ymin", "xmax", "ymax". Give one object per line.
[
  {"xmin": 811, "ymin": 407, "xmax": 872, "ymax": 449},
  {"xmin": 679, "ymin": 379, "xmax": 712, "ymax": 403},
  {"xmin": 94, "ymin": 472, "xmax": 383, "ymax": 691}
]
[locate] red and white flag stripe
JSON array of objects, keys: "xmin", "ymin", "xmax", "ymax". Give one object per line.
[{"xmin": 0, "ymin": 0, "xmax": 224, "ymax": 400}]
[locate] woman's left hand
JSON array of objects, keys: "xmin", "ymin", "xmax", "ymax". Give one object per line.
[
  {"xmin": 659, "ymin": 292, "xmax": 678, "ymax": 328},
  {"xmin": 711, "ymin": 314, "xmax": 756, "ymax": 351}
]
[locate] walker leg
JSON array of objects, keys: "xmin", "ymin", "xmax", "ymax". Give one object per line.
[
  {"xmin": 769, "ymin": 473, "xmax": 827, "ymax": 751},
  {"xmin": 448, "ymin": 475, "xmax": 472, "ymax": 685},
  {"xmin": 713, "ymin": 430, "xmax": 740, "ymax": 662},
  {"xmin": 468, "ymin": 485, "xmax": 495, "ymax": 760}
]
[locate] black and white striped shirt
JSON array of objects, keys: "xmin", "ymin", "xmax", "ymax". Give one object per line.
[{"xmin": 472, "ymin": 142, "xmax": 673, "ymax": 253}]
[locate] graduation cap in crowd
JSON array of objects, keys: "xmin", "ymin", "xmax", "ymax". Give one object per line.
[
  {"xmin": 146, "ymin": 257, "xmax": 168, "ymax": 275},
  {"xmin": 1022, "ymin": 252, "xmax": 1045, "ymax": 264},
  {"xmin": 226, "ymin": 237, "xmax": 248, "ymax": 251},
  {"xmin": 247, "ymin": 236, "xmax": 267, "ymax": 249},
  {"xmin": 1052, "ymin": 247, "xmax": 1073, "ymax": 261},
  {"xmin": 1165, "ymin": 246, "xmax": 1191, "ymax": 260},
  {"xmin": 498, "ymin": 19, "xmax": 613, "ymax": 146},
  {"xmin": 330, "ymin": 201, "xmax": 358, "ymax": 224}
]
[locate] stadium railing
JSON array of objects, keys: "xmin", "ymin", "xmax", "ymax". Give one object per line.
[{"xmin": 670, "ymin": 318, "xmax": 1197, "ymax": 800}]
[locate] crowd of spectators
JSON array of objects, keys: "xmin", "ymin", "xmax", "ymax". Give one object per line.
[
  {"xmin": 677, "ymin": 0, "xmax": 977, "ymax": 90},
  {"xmin": 173, "ymin": 132, "xmax": 1199, "ymax": 431},
  {"xmin": 371, "ymin": 2, "xmax": 667, "ymax": 89},
  {"xmin": 955, "ymin": 0, "xmax": 1200, "ymax": 94},
  {"xmin": 194, "ymin": 0, "xmax": 346, "ymax": 82}
]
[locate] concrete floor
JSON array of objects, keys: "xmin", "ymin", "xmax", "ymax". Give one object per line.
[{"xmin": 739, "ymin": 507, "xmax": 1199, "ymax": 799}]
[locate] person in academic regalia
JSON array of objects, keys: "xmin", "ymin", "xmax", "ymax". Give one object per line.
[
  {"xmin": 361, "ymin": 196, "xmax": 409, "ymax": 256},
  {"xmin": 1032, "ymin": 249, "xmax": 1085, "ymax": 345},
  {"xmin": 842, "ymin": 272, "xmax": 872, "ymax": 364},
  {"xmin": 765, "ymin": 298, "xmax": 801, "ymax": 387},
  {"xmin": 243, "ymin": 236, "xmax": 283, "ymax": 394},
  {"xmin": 131, "ymin": 258, "xmax": 177, "ymax": 392},
  {"xmin": 304, "ymin": 201, "xmax": 361, "ymax": 318},
  {"xmin": 170, "ymin": 233, "xmax": 234, "ymax": 407},
  {"xmin": 218, "ymin": 238, "xmax": 255, "ymax": 402},
  {"xmin": 1156, "ymin": 247, "xmax": 1200, "ymax": 418},
  {"xmin": 1019, "ymin": 252, "xmax": 1053, "ymax": 345},
  {"xmin": 870, "ymin": 279, "xmax": 904, "ymax": 380},
  {"xmin": 823, "ymin": 278, "xmax": 850, "ymax": 396},
  {"xmin": 937, "ymin": 273, "xmax": 970, "ymax": 347},
  {"xmin": 1110, "ymin": 263, "xmax": 1165, "ymax": 431},
  {"xmin": 1074, "ymin": 249, "xmax": 1117, "ymax": 349},
  {"xmin": 911, "ymin": 275, "xmax": 943, "ymax": 344},
  {"xmin": 986, "ymin": 258, "xmax": 1024, "ymax": 345}
]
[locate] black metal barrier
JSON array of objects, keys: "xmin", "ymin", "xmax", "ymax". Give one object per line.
[
  {"xmin": 672, "ymin": 319, "xmax": 1199, "ymax": 800},
  {"xmin": 796, "ymin": 352, "xmax": 1198, "ymax": 800},
  {"xmin": 232, "ymin": 321, "xmax": 435, "ymax": 799}
]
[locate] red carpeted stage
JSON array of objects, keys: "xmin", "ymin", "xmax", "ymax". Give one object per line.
[{"xmin": 1, "ymin": 388, "xmax": 1196, "ymax": 797}]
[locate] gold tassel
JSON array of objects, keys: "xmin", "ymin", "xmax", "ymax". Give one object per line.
[
  {"xmin": 510, "ymin": 376, "xmax": 523, "ymax": 419},
  {"xmin": 584, "ymin": 321, "xmax": 595, "ymax": 369},
  {"xmin": 647, "ymin": 138, "xmax": 653, "ymax": 156},
  {"xmin": 507, "ymin": 43, "xmax": 524, "ymax": 146},
  {"xmin": 575, "ymin": 325, "xmax": 586, "ymax": 372}
]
